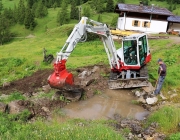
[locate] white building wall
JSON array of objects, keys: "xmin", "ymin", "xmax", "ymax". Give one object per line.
[
  {"xmin": 117, "ymin": 17, "xmax": 125, "ymax": 30},
  {"xmin": 117, "ymin": 17, "xmax": 168, "ymax": 33},
  {"xmin": 170, "ymin": 23, "xmax": 180, "ymax": 32}
]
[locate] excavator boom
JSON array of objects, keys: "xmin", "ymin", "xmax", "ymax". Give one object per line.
[{"xmin": 48, "ymin": 17, "xmax": 151, "ymax": 91}]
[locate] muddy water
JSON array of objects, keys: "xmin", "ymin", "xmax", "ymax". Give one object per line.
[{"xmin": 62, "ymin": 89, "xmax": 149, "ymax": 120}]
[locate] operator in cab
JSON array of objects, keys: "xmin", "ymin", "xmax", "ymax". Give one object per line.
[{"xmin": 129, "ymin": 40, "xmax": 137, "ymax": 64}]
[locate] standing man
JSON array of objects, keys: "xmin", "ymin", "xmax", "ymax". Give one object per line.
[{"xmin": 154, "ymin": 58, "xmax": 167, "ymax": 95}]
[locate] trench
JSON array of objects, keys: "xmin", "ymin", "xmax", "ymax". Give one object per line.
[{"xmin": 61, "ymin": 89, "xmax": 149, "ymax": 120}]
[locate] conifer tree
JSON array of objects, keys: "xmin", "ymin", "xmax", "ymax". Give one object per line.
[
  {"xmin": 97, "ymin": 14, "xmax": 103, "ymax": 22},
  {"xmin": 17, "ymin": 0, "xmax": 26, "ymax": 24},
  {"xmin": 27, "ymin": 0, "xmax": 34, "ymax": 9},
  {"xmin": 82, "ymin": 5, "xmax": 91, "ymax": 17},
  {"xmin": 35, "ymin": 0, "xmax": 48, "ymax": 18},
  {"xmin": 3, "ymin": 8, "xmax": 15, "ymax": 25},
  {"xmin": 24, "ymin": 6, "xmax": 36, "ymax": 30},
  {"xmin": 0, "ymin": 14, "xmax": 11, "ymax": 45},
  {"xmin": 13, "ymin": 4, "xmax": 18, "ymax": 23},
  {"xmin": 96, "ymin": 0, "xmax": 104, "ymax": 13},
  {"xmin": 70, "ymin": 0, "xmax": 79, "ymax": 20},
  {"xmin": 106, "ymin": 0, "xmax": 114, "ymax": 12},
  {"xmin": 57, "ymin": 0, "xmax": 69, "ymax": 25},
  {"xmin": 0, "ymin": 1, "xmax": 3, "ymax": 12}
]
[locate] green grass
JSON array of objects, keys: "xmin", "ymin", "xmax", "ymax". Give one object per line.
[
  {"xmin": 0, "ymin": 92, "xmax": 25, "ymax": 103},
  {"xmin": 0, "ymin": 117, "xmax": 124, "ymax": 140},
  {"xmin": 169, "ymin": 133, "xmax": 180, "ymax": 140},
  {"xmin": 1, "ymin": 1, "xmax": 180, "ymax": 138},
  {"xmin": 146, "ymin": 105, "xmax": 180, "ymax": 135},
  {"xmin": 1, "ymin": 0, "xmax": 20, "ymax": 9},
  {"xmin": 148, "ymin": 39, "xmax": 180, "ymax": 95}
]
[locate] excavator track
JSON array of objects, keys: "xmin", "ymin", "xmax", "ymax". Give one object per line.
[
  {"xmin": 108, "ymin": 78, "xmax": 149, "ymax": 89},
  {"xmin": 108, "ymin": 65, "xmax": 149, "ymax": 89}
]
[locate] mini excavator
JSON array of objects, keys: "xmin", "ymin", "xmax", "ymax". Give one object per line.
[{"xmin": 47, "ymin": 17, "xmax": 151, "ymax": 99}]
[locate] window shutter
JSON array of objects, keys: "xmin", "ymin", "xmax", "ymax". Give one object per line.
[
  {"xmin": 132, "ymin": 20, "xmax": 135, "ymax": 26},
  {"xmin": 138, "ymin": 21, "xmax": 140, "ymax": 27},
  {"xmin": 147, "ymin": 22, "xmax": 150, "ymax": 28},
  {"xmin": 142, "ymin": 21, "xmax": 144, "ymax": 27}
]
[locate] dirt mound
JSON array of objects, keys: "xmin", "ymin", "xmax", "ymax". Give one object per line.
[
  {"xmin": 0, "ymin": 65, "xmax": 110, "ymax": 119},
  {"xmin": 0, "ymin": 69, "xmax": 53, "ymax": 94}
]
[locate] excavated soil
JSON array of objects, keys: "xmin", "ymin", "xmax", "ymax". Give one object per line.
[
  {"xmin": 0, "ymin": 69, "xmax": 53, "ymax": 94},
  {"xmin": 0, "ymin": 64, "xmax": 110, "ymax": 119}
]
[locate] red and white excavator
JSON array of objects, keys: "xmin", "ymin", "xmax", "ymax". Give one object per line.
[{"xmin": 47, "ymin": 17, "xmax": 151, "ymax": 93}]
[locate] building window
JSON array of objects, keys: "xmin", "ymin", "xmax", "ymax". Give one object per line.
[
  {"xmin": 132, "ymin": 20, "xmax": 140, "ymax": 27},
  {"xmin": 142, "ymin": 21, "xmax": 150, "ymax": 28}
]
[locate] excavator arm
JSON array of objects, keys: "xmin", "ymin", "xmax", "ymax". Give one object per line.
[
  {"xmin": 48, "ymin": 17, "xmax": 121, "ymax": 89},
  {"xmin": 48, "ymin": 17, "xmax": 151, "ymax": 91}
]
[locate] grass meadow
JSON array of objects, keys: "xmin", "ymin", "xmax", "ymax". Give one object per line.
[{"xmin": 1, "ymin": 0, "xmax": 180, "ymax": 139}]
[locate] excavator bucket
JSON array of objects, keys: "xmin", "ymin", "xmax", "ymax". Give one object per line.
[
  {"xmin": 48, "ymin": 69, "xmax": 74, "ymax": 89},
  {"xmin": 108, "ymin": 78, "xmax": 149, "ymax": 89},
  {"xmin": 48, "ymin": 60, "xmax": 83, "ymax": 101},
  {"xmin": 47, "ymin": 60, "xmax": 74, "ymax": 89}
]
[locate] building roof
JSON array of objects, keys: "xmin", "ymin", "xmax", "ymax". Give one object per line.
[
  {"xmin": 167, "ymin": 16, "xmax": 180, "ymax": 23},
  {"xmin": 115, "ymin": 3, "xmax": 174, "ymax": 16}
]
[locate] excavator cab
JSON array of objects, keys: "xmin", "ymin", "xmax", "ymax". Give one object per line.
[{"xmin": 122, "ymin": 34, "xmax": 150, "ymax": 67}]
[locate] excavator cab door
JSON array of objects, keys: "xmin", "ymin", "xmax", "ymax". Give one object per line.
[{"xmin": 138, "ymin": 35, "xmax": 148, "ymax": 66}]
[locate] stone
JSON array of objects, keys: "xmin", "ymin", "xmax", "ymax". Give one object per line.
[
  {"xmin": 8, "ymin": 100, "xmax": 27, "ymax": 114},
  {"xmin": 0, "ymin": 102, "xmax": 7, "ymax": 113},
  {"xmin": 146, "ymin": 97, "xmax": 158, "ymax": 105},
  {"xmin": 142, "ymin": 82, "xmax": 155, "ymax": 93},
  {"xmin": 42, "ymin": 84, "xmax": 51, "ymax": 93},
  {"xmin": 3, "ymin": 82, "xmax": 11, "ymax": 87},
  {"xmin": 135, "ymin": 91, "xmax": 141, "ymax": 97},
  {"xmin": 137, "ymin": 97, "xmax": 146, "ymax": 104},
  {"xmin": 170, "ymin": 94, "xmax": 178, "ymax": 98}
]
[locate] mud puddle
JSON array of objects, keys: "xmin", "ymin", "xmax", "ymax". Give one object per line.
[{"xmin": 62, "ymin": 89, "xmax": 149, "ymax": 120}]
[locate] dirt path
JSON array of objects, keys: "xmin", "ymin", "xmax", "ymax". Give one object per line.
[{"xmin": 168, "ymin": 36, "xmax": 180, "ymax": 44}]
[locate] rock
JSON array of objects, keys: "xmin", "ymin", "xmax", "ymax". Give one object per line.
[
  {"xmin": 23, "ymin": 92, "xmax": 32, "ymax": 98},
  {"xmin": 138, "ymin": 133, "xmax": 142, "ymax": 138},
  {"xmin": 142, "ymin": 82, "xmax": 155, "ymax": 93},
  {"xmin": 178, "ymin": 123, "xmax": 180, "ymax": 127},
  {"xmin": 146, "ymin": 97, "xmax": 158, "ymax": 105},
  {"xmin": 8, "ymin": 100, "xmax": 27, "ymax": 114},
  {"xmin": 42, "ymin": 84, "xmax": 51, "ymax": 93},
  {"xmin": 92, "ymin": 66, "xmax": 100, "ymax": 73},
  {"xmin": 159, "ymin": 93, "xmax": 167, "ymax": 100},
  {"xmin": 146, "ymin": 136, "xmax": 155, "ymax": 140},
  {"xmin": 3, "ymin": 82, "xmax": 11, "ymax": 87},
  {"xmin": 41, "ymin": 107, "xmax": 50, "ymax": 113},
  {"xmin": 135, "ymin": 91, "xmax": 141, "ymax": 97},
  {"xmin": 0, "ymin": 94, "xmax": 9, "ymax": 100},
  {"xmin": 80, "ymin": 79, "xmax": 95, "ymax": 87},
  {"xmin": 63, "ymin": 87, "xmax": 84, "ymax": 102},
  {"xmin": 78, "ymin": 70, "xmax": 92, "ymax": 79},
  {"xmin": 137, "ymin": 97, "xmax": 146, "ymax": 104},
  {"xmin": 0, "ymin": 102, "xmax": 8, "ymax": 113},
  {"xmin": 170, "ymin": 94, "xmax": 178, "ymax": 98},
  {"xmin": 52, "ymin": 91, "xmax": 62, "ymax": 100}
]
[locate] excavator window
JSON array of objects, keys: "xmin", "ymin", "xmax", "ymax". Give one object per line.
[
  {"xmin": 138, "ymin": 35, "xmax": 147, "ymax": 66},
  {"xmin": 123, "ymin": 40, "xmax": 138, "ymax": 65}
]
